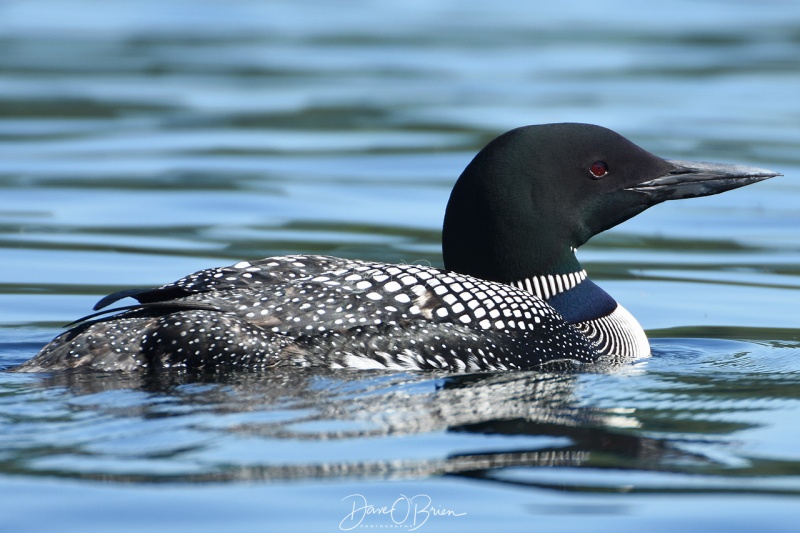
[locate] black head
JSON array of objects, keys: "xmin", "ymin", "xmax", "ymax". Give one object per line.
[{"xmin": 442, "ymin": 123, "xmax": 779, "ymax": 283}]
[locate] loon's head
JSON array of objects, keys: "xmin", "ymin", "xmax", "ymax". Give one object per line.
[{"xmin": 443, "ymin": 123, "xmax": 779, "ymax": 283}]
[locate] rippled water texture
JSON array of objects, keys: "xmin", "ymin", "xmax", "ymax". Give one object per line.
[{"xmin": 1, "ymin": 1, "xmax": 800, "ymax": 531}]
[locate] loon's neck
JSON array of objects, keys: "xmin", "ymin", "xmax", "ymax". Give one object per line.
[
  {"xmin": 510, "ymin": 255, "xmax": 618, "ymax": 326},
  {"xmin": 508, "ymin": 261, "xmax": 650, "ymax": 358},
  {"xmin": 509, "ymin": 269, "xmax": 588, "ymax": 301},
  {"xmin": 448, "ymin": 238, "xmax": 649, "ymax": 358},
  {"xmin": 541, "ymin": 277, "xmax": 617, "ymax": 324}
]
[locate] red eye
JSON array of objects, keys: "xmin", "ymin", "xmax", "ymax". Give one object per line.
[{"xmin": 590, "ymin": 161, "xmax": 608, "ymax": 178}]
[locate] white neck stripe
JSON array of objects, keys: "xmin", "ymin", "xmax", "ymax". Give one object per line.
[{"xmin": 512, "ymin": 270, "xmax": 587, "ymax": 300}]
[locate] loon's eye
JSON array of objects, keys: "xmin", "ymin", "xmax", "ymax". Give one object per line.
[{"xmin": 589, "ymin": 161, "xmax": 609, "ymax": 179}]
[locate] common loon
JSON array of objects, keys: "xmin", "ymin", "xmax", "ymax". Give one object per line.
[{"xmin": 14, "ymin": 123, "xmax": 779, "ymax": 373}]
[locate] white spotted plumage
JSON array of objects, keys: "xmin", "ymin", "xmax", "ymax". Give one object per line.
[{"xmin": 23, "ymin": 254, "xmax": 611, "ymax": 372}]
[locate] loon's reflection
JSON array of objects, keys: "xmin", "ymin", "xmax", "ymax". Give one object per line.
[{"xmin": 18, "ymin": 365, "xmax": 720, "ymax": 489}]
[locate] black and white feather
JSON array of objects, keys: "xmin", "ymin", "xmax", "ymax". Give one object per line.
[{"xmin": 20, "ymin": 255, "xmax": 610, "ymax": 373}]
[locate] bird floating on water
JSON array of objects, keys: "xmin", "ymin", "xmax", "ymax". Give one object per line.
[{"xmin": 14, "ymin": 123, "xmax": 781, "ymax": 373}]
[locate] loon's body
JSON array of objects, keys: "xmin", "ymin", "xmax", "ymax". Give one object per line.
[{"xmin": 15, "ymin": 123, "xmax": 779, "ymax": 373}]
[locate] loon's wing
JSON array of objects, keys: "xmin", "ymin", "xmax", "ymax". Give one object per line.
[
  {"xmin": 25, "ymin": 255, "xmax": 597, "ymax": 372},
  {"xmin": 92, "ymin": 255, "xmax": 356, "ymax": 311}
]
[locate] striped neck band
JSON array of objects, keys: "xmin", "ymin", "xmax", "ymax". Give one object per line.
[{"xmin": 511, "ymin": 270, "xmax": 587, "ymax": 300}]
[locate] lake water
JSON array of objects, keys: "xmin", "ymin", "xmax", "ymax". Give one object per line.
[{"xmin": 1, "ymin": 0, "xmax": 800, "ymax": 531}]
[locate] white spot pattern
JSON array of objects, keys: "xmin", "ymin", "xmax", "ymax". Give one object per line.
[{"xmin": 23, "ymin": 255, "xmax": 645, "ymax": 373}]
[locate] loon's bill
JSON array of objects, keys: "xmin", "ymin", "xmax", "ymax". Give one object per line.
[
  {"xmin": 13, "ymin": 123, "xmax": 781, "ymax": 374},
  {"xmin": 626, "ymin": 159, "xmax": 780, "ymax": 201}
]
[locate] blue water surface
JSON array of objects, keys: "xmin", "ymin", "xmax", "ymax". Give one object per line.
[{"xmin": 1, "ymin": 0, "xmax": 800, "ymax": 531}]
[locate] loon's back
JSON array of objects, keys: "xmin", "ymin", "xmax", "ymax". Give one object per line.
[{"xmin": 19, "ymin": 255, "xmax": 597, "ymax": 372}]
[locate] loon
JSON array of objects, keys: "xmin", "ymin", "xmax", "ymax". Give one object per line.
[{"xmin": 14, "ymin": 123, "xmax": 779, "ymax": 373}]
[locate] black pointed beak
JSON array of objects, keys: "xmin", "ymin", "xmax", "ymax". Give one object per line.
[{"xmin": 625, "ymin": 159, "xmax": 781, "ymax": 202}]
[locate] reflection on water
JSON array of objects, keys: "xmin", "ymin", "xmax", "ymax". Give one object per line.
[{"xmin": 3, "ymin": 354, "xmax": 798, "ymax": 496}]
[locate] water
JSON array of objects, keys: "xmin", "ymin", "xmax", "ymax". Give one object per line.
[{"xmin": 1, "ymin": 0, "xmax": 800, "ymax": 531}]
